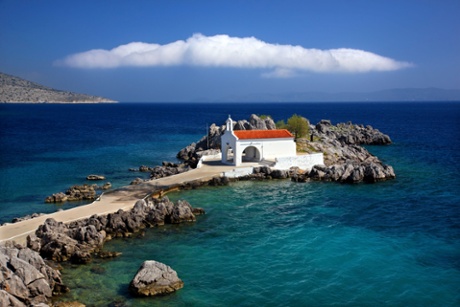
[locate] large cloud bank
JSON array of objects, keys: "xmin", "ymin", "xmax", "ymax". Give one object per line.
[{"xmin": 57, "ymin": 34, "xmax": 412, "ymax": 77}]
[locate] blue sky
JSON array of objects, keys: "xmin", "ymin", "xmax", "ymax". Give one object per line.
[{"xmin": 1, "ymin": 0, "xmax": 459, "ymax": 102}]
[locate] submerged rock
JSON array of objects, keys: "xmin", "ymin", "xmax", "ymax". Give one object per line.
[
  {"xmin": 129, "ymin": 260, "xmax": 184, "ymax": 297},
  {"xmin": 86, "ymin": 174, "xmax": 106, "ymax": 180}
]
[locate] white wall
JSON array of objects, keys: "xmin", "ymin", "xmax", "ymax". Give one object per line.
[
  {"xmin": 273, "ymin": 153, "xmax": 324, "ymax": 170},
  {"xmin": 197, "ymin": 152, "xmax": 222, "ymax": 168},
  {"xmin": 222, "ymin": 134, "xmax": 297, "ymax": 167},
  {"xmin": 222, "ymin": 167, "xmax": 254, "ymax": 178},
  {"xmin": 221, "ymin": 131, "xmax": 237, "ymax": 165}
]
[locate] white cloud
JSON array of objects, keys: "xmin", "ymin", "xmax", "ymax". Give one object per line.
[{"xmin": 56, "ymin": 33, "xmax": 412, "ymax": 77}]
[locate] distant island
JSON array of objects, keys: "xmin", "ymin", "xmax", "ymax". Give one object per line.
[{"xmin": 0, "ymin": 72, "xmax": 116, "ymax": 103}]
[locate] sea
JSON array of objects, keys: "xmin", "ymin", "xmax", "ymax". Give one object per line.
[{"xmin": 0, "ymin": 102, "xmax": 459, "ymax": 306}]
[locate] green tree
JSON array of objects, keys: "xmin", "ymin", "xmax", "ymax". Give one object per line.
[
  {"xmin": 275, "ymin": 119, "xmax": 287, "ymax": 129},
  {"xmin": 287, "ymin": 114, "xmax": 309, "ymax": 140}
]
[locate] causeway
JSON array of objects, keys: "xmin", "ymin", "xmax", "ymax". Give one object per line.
[{"xmin": 0, "ymin": 161, "xmax": 240, "ymax": 245}]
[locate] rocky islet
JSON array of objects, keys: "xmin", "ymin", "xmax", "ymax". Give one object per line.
[{"xmin": 174, "ymin": 115, "xmax": 395, "ymax": 183}]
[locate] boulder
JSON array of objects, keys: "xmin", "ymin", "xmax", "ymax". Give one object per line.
[
  {"xmin": 271, "ymin": 169, "xmax": 289, "ymax": 179},
  {"xmin": 45, "ymin": 192, "xmax": 68, "ymax": 203},
  {"xmin": 169, "ymin": 200, "xmax": 196, "ymax": 224},
  {"xmin": 129, "ymin": 260, "xmax": 184, "ymax": 297}
]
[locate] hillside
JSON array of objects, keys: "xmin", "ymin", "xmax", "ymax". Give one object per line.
[{"xmin": 0, "ymin": 72, "xmax": 116, "ymax": 103}]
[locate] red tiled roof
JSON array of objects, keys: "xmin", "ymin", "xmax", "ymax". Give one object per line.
[{"xmin": 233, "ymin": 129, "xmax": 294, "ymax": 140}]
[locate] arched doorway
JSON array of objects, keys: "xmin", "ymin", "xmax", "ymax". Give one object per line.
[
  {"xmin": 224, "ymin": 145, "xmax": 234, "ymax": 163},
  {"xmin": 242, "ymin": 146, "xmax": 261, "ymax": 162}
]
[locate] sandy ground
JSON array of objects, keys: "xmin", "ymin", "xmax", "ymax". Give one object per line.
[{"xmin": 0, "ymin": 161, "xmax": 239, "ymax": 246}]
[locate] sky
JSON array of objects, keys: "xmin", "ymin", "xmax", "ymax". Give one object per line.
[{"xmin": 0, "ymin": 0, "xmax": 459, "ymax": 102}]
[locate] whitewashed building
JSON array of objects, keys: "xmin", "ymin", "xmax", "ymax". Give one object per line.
[{"xmin": 221, "ymin": 116, "xmax": 297, "ymax": 166}]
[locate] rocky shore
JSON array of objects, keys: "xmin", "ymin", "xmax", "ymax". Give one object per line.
[
  {"xmin": 28, "ymin": 197, "xmax": 203, "ymax": 264},
  {"xmin": 176, "ymin": 115, "xmax": 395, "ymax": 183},
  {"xmin": 1, "ymin": 197, "xmax": 203, "ymax": 305}
]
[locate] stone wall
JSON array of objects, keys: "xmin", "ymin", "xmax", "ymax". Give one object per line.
[{"xmin": 273, "ymin": 153, "xmax": 324, "ymax": 170}]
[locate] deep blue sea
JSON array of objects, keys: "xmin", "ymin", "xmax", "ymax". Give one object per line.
[{"xmin": 1, "ymin": 102, "xmax": 459, "ymax": 306}]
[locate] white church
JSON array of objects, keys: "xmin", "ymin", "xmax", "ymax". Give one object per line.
[{"xmin": 220, "ymin": 116, "xmax": 323, "ymax": 169}]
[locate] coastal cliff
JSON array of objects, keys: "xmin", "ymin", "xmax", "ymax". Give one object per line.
[{"xmin": 0, "ymin": 72, "xmax": 116, "ymax": 103}]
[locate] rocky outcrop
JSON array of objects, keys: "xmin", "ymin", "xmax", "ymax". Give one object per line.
[
  {"xmin": 133, "ymin": 162, "xmax": 190, "ymax": 180},
  {"xmin": 313, "ymin": 119, "xmax": 391, "ymax": 146},
  {"xmin": 0, "ymin": 242, "xmax": 68, "ymax": 306},
  {"xmin": 294, "ymin": 120, "xmax": 395, "ymax": 182},
  {"xmin": 291, "ymin": 162, "xmax": 395, "ymax": 183},
  {"xmin": 149, "ymin": 162, "xmax": 190, "ymax": 180},
  {"xmin": 28, "ymin": 198, "xmax": 204, "ymax": 264},
  {"xmin": 129, "ymin": 260, "xmax": 184, "ymax": 297},
  {"xmin": 45, "ymin": 183, "xmax": 112, "ymax": 203},
  {"xmin": 177, "ymin": 115, "xmax": 395, "ymax": 183}
]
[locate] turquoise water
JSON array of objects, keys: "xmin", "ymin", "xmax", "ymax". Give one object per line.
[
  {"xmin": 59, "ymin": 180, "xmax": 459, "ymax": 306},
  {"xmin": 1, "ymin": 102, "xmax": 459, "ymax": 306}
]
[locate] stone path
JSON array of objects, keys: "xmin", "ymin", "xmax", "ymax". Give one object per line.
[{"xmin": 0, "ymin": 161, "xmax": 240, "ymax": 245}]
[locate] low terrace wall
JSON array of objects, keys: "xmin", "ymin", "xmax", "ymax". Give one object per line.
[{"xmin": 273, "ymin": 153, "xmax": 324, "ymax": 170}]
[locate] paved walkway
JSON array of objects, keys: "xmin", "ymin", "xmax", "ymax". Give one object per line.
[{"xmin": 0, "ymin": 161, "xmax": 240, "ymax": 245}]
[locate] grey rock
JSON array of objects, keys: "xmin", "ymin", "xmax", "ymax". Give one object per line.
[
  {"xmin": 169, "ymin": 200, "xmax": 196, "ymax": 224},
  {"xmin": 0, "ymin": 289, "xmax": 26, "ymax": 307},
  {"xmin": 249, "ymin": 114, "xmax": 267, "ymax": 130},
  {"xmin": 271, "ymin": 169, "xmax": 289, "ymax": 179},
  {"xmin": 129, "ymin": 260, "xmax": 184, "ymax": 297},
  {"xmin": 45, "ymin": 184, "xmax": 98, "ymax": 203},
  {"xmin": 0, "ymin": 244, "xmax": 65, "ymax": 306}
]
